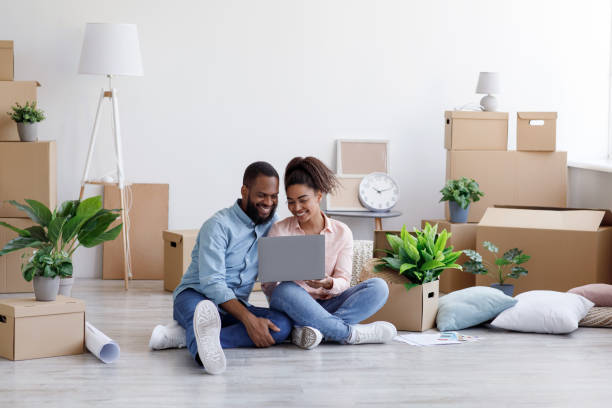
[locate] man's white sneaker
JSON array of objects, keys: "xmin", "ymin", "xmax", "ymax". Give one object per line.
[
  {"xmin": 292, "ymin": 326, "xmax": 323, "ymax": 350},
  {"xmin": 149, "ymin": 320, "xmax": 187, "ymax": 350},
  {"xmin": 193, "ymin": 300, "xmax": 226, "ymax": 375},
  {"xmin": 347, "ymin": 321, "xmax": 397, "ymax": 345}
]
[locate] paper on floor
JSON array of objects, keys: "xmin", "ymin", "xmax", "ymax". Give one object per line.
[
  {"xmin": 86, "ymin": 321, "xmax": 120, "ymax": 363},
  {"xmin": 393, "ymin": 331, "xmax": 481, "ymax": 346}
]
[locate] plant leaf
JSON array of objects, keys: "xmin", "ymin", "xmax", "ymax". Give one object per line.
[
  {"xmin": 24, "ymin": 199, "xmax": 53, "ymax": 227},
  {"xmin": 404, "ymin": 282, "xmax": 419, "ymax": 292},
  {"xmin": 463, "ymin": 249, "xmax": 482, "ymax": 262},
  {"xmin": 399, "ymin": 263, "xmax": 416, "ymax": 275},
  {"xmin": 483, "ymin": 241, "xmax": 498, "ymax": 254},
  {"xmin": 25, "ymin": 226, "xmax": 47, "ymax": 242},
  {"xmin": 463, "ymin": 259, "xmax": 488, "ymax": 275},
  {"xmin": 495, "ymin": 257, "xmax": 512, "ymax": 266},
  {"xmin": 0, "ymin": 221, "xmax": 31, "ymax": 237},
  {"xmin": 76, "ymin": 196, "xmax": 103, "ymax": 219},
  {"xmin": 381, "ymin": 256, "xmax": 403, "ymax": 270},
  {"xmin": 0, "ymin": 237, "xmax": 44, "ymax": 256},
  {"xmin": 386, "ymin": 234, "xmax": 403, "ymax": 254},
  {"xmin": 48, "ymin": 216, "xmax": 66, "ymax": 245},
  {"xmin": 79, "ymin": 223, "xmax": 123, "ymax": 248}
]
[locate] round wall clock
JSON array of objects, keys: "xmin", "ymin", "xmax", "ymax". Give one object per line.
[{"xmin": 358, "ymin": 172, "xmax": 400, "ymax": 212}]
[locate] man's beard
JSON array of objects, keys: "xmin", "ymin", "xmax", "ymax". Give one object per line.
[{"xmin": 244, "ymin": 197, "xmax": 276, "ymax": 225}]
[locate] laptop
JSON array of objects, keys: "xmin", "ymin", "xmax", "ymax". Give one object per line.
[{"xmin": 258, "ymin": 235, "xmax": 326, "ymax": 283}]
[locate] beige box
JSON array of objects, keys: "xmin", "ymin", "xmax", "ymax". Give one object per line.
[
  {"xmin": 163, "ymin": 229, "xmax": 198, "ymax": 292},
  {"xmin": 0, "ymin": 41, "xmax": 14, "ymax": 81},
  {"xmin": 421, "ymin": 219, "xmax": 477, "ymax": 293},
  {"xmin": 445, "ymin": 150, "xmax": 567, "ymax": 223},
  {"xmin": 476, "ymin": 206, "xmax": 612, "ymax": 295},
  {"xmin": 517, "ymin": 112, "xmax": 557, "ymax": 152},
  {"xmin": 103, "ymin": 183, "xmax": 169, "ymax": 280},
  {"xmin": 360, "ymin": 260, "xmax": 438, "ymax": 331},
  {"xmin": 444, "ymin": 111, "xmax": 508, "ymax": 151},
  {"xmin": 0, "ymin": 81, "xmax": 40, "ymax": 141},
  {"xmin": 0, "ymin": 141, "xmax": 57, "ymax": 218},
  {"xmin": 0, "ymin": 296, "xmax": 85, "ymax": 361},
  {"xmin": 0, "ymin": 218, "xmax": 35, "ymax": 293}
]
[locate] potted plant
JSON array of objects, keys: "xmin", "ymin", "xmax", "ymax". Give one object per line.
[
  {"xmin": 439, "ymin": 177, "xmax": 484, "ymax": 223},
  {"xmin": 365, "ymin": 223, "xmax": 463, "ymax": 331},
  {"xmin": 7, "ymin": 101, "xmax": 46, "ymax": 142},
  {"xmin": 463, "ymin": 241, "xmax": 530, "ymax": 296},
  {"xmin": 0, "ymin": 196, "xmax": 122, "ymax": 301}
]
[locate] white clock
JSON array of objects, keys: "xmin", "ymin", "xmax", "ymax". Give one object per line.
[{"xmin": 358, "ymin": 172, "xmax": 400, "ymax": 212}]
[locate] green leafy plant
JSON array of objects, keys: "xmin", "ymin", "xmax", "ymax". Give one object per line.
[
  {"xmin": 0, "ymin": 196, "xmax": 122, "ymax": 281},
  {"xmin": 7, "ymin": 101, "xmax": 46, "ymax": 123},
  {"xmin": 439, "ymin": 177, "xmax": 484, "ymax": 210},
  {"xmin": 375, "ymin": 223, "xmax": 463, "ymax": 291},
  {"xmin": 463, "ymin": 241, "xmax": 531, "ymax": 285}
]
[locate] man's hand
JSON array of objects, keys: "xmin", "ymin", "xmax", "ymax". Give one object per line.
[
  {"xmin": 304, "ymin": 276, "xmax": 333, "ymax": 290},
  {"xmin": 243, "ymin": 314, "xmax": 280, "ymax": 348}
]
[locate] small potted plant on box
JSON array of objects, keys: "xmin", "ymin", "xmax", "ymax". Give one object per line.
[
  {"xmin": 463, "ymin": 241, "xmax": 530, "ymax": 296},
  {"xmin": 7, "ymin": 101, "xmax": 46, "ymax": 142},
  {"xmin": 439, "ymin": 177, "xmax": 484, "ymax": 223},
  {"xmin": 0, "ymin": 196, "xmax": 122, "ymax": 301}
]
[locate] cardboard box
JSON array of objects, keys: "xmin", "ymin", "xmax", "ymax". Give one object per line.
[
  {"xmin": 445, "ymin": 150, "xmax": 567, "ymax": 222},
  {"xmin": 421, "ymin": 219, "xmax": 477, "ymax": 293},
  {"xmin": 444, "ymin": 111, "xmax": 508, "ymax": 151},
  {"xmin": 0, "ymin": 218, "xmax": 35, "ymax": 293},
  {"xmin": 0, "ymin": 296, "xmax": 85, "ymax": 360},
  {"xmin": 360, "ymin": 260, "xmax": 438, "ymax": 331},
  {"xmin": 475, "ymin": 206, "xmax": 612, "ymax": 294},
  {"xmin": 0, "ymin": 141, "xmax": 57, "ymax": 218},
  {"xmin": 163, "ymin": 229, "xmax": 198, "ymax": 292},
  {"xmin": 517, "ymin": 112, "xmax": 557, "ymax": 152},
  {"xmin": 373, "ymin": 230, "xmax": 400, "ymax": 258},
  {"xmin": 0, "ymin": 81, "xmax": 40, "ymax": 141},
  {"xmin": 0, "ymin": 41, "xmax": 14, "ymax": 81},
  {"xmin": 103, "ymin": 183, "xmax": 169, "ymax": 280}
]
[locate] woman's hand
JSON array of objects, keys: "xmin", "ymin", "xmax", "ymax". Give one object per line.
[{"xmin": 304, "ymin": 277, "xmax": 333, "ymax": 290}]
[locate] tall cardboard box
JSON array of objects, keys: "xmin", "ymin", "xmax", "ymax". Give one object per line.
[
  {"xmin": 163, "ymin": 230, "xmax": 198, "ymax": 292},
  {"xmin": 0, "ymin": 141, "xmax": 57, "ymax": 218},
  {"xmin": 445, "ymin": 151, "xmax": 567, "ymax": 222},
  {"xmin": 0, "ymin": 41, "xmax": 14, "ymax": 81},
  {"xmin": 0, "ymin": 81, "xmax": 40, "ymax": 141},
  {"xmin": 517, "ymin": 112, "xmax": 557, "ymax": 152},
  {"xmin": 0, "ymin": 296, "xmax": 85, "ymax": 360},
  {"xmin": 103, "ymin": 183, "xmax": 169, "ymax": 280},
  {"xmin": 476, "ymin": 207, "xmax": 612, "ymax": 294},
  {"xmin": 421, "ymin": 219, "xmax": 476, "ymax": 293},
  {"xmin": 0, "ymin": 218, "xmax": 35, "ymax": 293},
  {"xmin": 444, "ymin": 111, "xmax": 508, "ymax": 151}
]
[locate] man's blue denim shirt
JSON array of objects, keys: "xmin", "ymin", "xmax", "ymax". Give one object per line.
[{"xmin": 173, "ymin": 200, "xmax": 277, "ymax": 307}]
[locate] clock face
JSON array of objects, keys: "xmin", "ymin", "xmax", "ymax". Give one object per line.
[{"xmin": 358, "ymin": 172, "xmax": 399, "ymax": 212}]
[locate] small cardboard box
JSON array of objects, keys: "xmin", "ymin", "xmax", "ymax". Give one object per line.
[
  {"xmin": 517, "ymin": 112, "xmax": 557, "ymax": 152},
  {"xmin": 421, "ymin": 219, "xmax": 477, "ymax": 293},
  {"xmin": 360, "ymin": 260, "xmax": 438, "ymax": 331},
  {"xmin": 163, "ymin": 229, "xmax": 198, "ymax": 292},
  {"xmin": 103, "ymin": 183, "xmax": 169, "ymax": 280},
  {"xmin": 0, "ymin": 296, "xmax": 85, "ymax": 360},
  {"xmin": 0, "ymin": 141, "xmax": 57, "ymax": 218},
  {"xmin": 445, "ymin": 150, "xmax": 567, "ymax": 222},
  {"xmin": 444, "ymin": 111, "xmax": 508, "ymax": 151},
  {"xmin": 0, "ymin": 81, "xmax": 40, "ymax": 141},
  {"xmin": 476, "ymin": 206, "xmax": 612, "ymax": 294},
  {"xmin": 0, "ymin": 41, "xmax": 14, "ymax": 81},
  {"xmin": 0, "ymin": 218, "xmax": 35, "ymax": 293}
]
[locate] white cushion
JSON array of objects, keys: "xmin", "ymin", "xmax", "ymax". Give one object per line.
[{"xmin": 491, "ymin": 290, "xmax": 594, "ymax": 334}]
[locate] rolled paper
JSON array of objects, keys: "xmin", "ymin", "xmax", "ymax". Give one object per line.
[{"xmin": 85, "ymin": 321, "xmax": 120, "ymax": 364}]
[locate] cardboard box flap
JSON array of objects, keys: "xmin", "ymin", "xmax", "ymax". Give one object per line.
[
  {"xmin": 494, "ymin": 205, "xmax": 612, "ymax": 226},
  {"xmin": 0, "ymin": 296, "xmax": 85, "ymax": 318},
  {"xmin": 480, "ymin": 207, "xmax": 610, "ymax": 232},
  {"xmin": 162, "ymin": 230, "xmax": 198, "ymax": 243},
  {"xmin": 517, "ymin": 112, "xmax": 557, "ymax": 120},
  {"xmin": 446, "ymin": 111, "xmax": 508, "ymax": 120},
  {"xmin": 0, "ymin": 40, "xmax": 13, "ymax": 49}
]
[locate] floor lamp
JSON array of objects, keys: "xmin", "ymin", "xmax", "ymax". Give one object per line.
[{"xmin": 78, "ymin": 23, "xmax": 143, "ymax": 289}]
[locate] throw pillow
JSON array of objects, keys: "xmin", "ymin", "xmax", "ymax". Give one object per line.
[
  {"xmin": 579, "ymin": 307, "xmax": 612, "ymax": 328},
  {"xmin": 491, "ymin": 290, "xmax": 594, "ymax": 334},
  {"xmin": 568, "ymin": 284, "xmax": 612, "ymax": 307}
]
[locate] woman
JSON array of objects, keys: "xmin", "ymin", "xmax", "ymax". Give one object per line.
[{"xmin": 262, "ymin": 157, "xmax": 396, "ymax": 350}]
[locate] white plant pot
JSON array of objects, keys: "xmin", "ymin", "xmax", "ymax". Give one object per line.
[
  {"xmin": 33, "ymin": 276, "xmax": 60, "ymax": 301},
  {"xmin": 16, "ymin": 122, "xmax": 38, "ymax": 142},
  {"xmin": 58, "ymin": 277, "xmax": 74, "ymax": 297}
]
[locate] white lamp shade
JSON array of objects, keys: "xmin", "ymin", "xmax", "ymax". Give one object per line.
[
  {"xmin": 476, "ymin": 72, "xmax": 500, "ymax": 94},
  {"xmin": 79, "ymin": 23, "xmax": 143, "ymax": 76}
]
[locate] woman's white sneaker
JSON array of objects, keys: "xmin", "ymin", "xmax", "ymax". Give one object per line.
[
  {"xmin": 347, "ymin": 321, "xmax": 397, "ymax": 345},
  {"xmin": 193, "ymin": 300, "xmax": 226, "ymax": 374},
  {"xmin": 292, "ymin": 326, "xmax": 323, "ymax": 350}
]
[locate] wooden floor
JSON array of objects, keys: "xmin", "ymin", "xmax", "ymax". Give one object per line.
[{"xmin": 1, "ymin": 279, "xmax": 612, "ymax": 407}]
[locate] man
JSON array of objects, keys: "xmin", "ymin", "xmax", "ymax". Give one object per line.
[{"xmin": 154, "ymin": 161, "xmax": 292, "ymax": 375}]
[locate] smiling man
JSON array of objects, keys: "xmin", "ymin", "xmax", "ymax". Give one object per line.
[{"xmin": 171, "ymin": 161, "xmax": 292, "ymax": 374}]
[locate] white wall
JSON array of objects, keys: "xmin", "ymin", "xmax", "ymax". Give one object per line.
[{"xmin": 1, "ymin": 0, "xmax": 610, "ymax": 277}]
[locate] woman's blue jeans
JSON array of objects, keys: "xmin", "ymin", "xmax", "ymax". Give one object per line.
[{"xmin": 269, "ymin": 278, "xmax": 389, "ymax": 342}]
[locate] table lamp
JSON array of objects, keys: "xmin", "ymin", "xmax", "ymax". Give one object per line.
[{"xmin": 476, "ymin": 72, "xmax": 501, "ymax": 112}]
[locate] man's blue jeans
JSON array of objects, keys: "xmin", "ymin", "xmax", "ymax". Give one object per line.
[
  {"xmin": 174, "ymin": 289, "xmax": 292, "ymax": 364},
  {"xmin": 269, "ymin": 278, "xmax": 389, "ymax": 342}
]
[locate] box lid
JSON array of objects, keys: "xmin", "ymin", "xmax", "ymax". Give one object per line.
[
  {"xmin": 445, "ymin": 111, "xmax": 508, "ymax": 120},
  {"xmin": 0, "ymin": 296, "xmax": 85, "ymax": 318},
  {"xmin": 0, "ymin": 40, "xmax": 13, "ymax": 50},
  {"xmin": 517, "ymin": 112, "xmax": 557, "ymax": 120},
  {"xmin": 162, "ymin": 229, "xmax": 198, "ymax": 242},
  {"xmin": 479, "ymin": 206, "xmax": 612, "ymax": 232}
]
